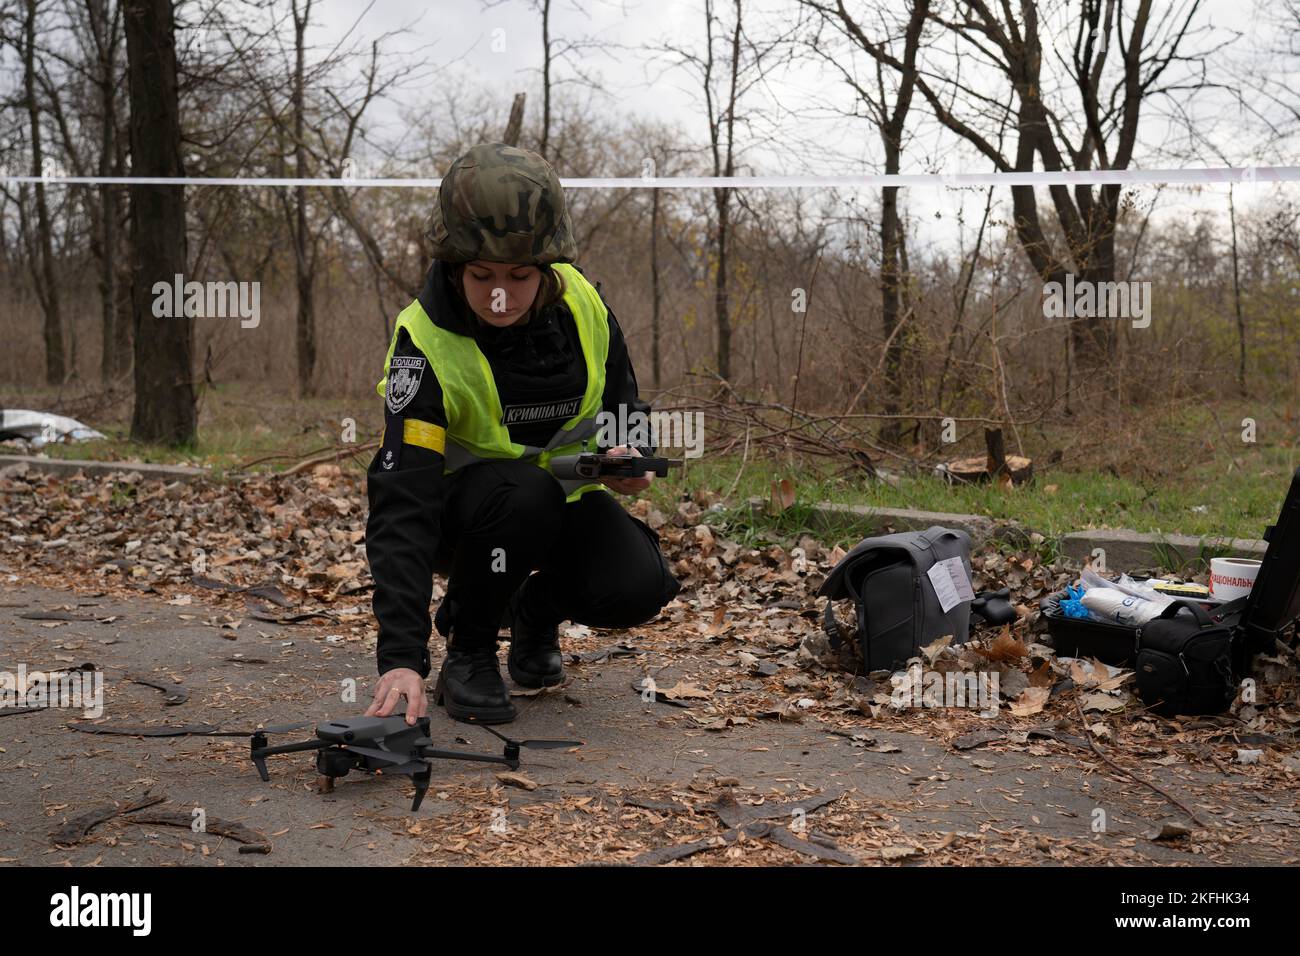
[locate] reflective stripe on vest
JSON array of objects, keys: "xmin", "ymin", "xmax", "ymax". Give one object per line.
[{"xmin": 376, "ymin": 262, "xmax": 610, "ymax": 503}]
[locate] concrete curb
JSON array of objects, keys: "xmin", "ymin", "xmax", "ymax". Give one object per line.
[
  {"xmin": 1058, "ymin": 529, "xmax": 1267, "ymax": 568},
  {"xmin": 748, "ymin": 495, "xmax": 1268, "ymax": 568},
  {"xmin": 0, "ymin": 454, "xmax": 209, "ymax": 483},
  {"xmin": 747, "ymin": 496, "xmax": 995, "ymax": 541}
]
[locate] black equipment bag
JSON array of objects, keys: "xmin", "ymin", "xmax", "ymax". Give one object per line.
[
  {"xmin": 1237, "ymin": 465, "xmax": 1300, "ymax": 664},
  {"xmin": 1133, "ymin": 465, "xmax": 1300, "ymax": 715},
  {"xmin": 1135, "ymin": 598, "xmax": 1246, "ymax": 717},
  {"xmin": 818, "ymin": 526, "xmax": 973, "ymax": 671},
  {"xmin": 1042, "ymin": 465, "xmax": 1300, "ymax": 681}
]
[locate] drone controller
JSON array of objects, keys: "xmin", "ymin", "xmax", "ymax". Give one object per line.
[{"xmin": 547, "ymin": 451, "xmax": 676, "ymax": 480}]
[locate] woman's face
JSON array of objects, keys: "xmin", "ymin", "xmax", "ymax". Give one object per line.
[{"xmin": 461, "ymin": 260, "xmax": 542, "ymax": 328}]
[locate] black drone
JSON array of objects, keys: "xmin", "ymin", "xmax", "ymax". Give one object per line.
[{"xmin": 249, "ymin": 714, "xmax": 583, "ymax": 811}]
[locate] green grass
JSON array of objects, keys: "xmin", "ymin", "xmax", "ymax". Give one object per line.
[
  {"xmin": 11, "ymin": 384, "xmax": 1296, "ymax": 543},
  {"xmin": 22, "ymin": 383, "xmax": 369, "ymax": 479},
  {"xmin": 642, "ymin": 444, "xmax": 1297, "ymax": 545}
]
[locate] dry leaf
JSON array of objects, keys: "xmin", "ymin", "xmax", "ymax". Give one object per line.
[
  {"xmin": 1009, "ymin": 686, "xmax": 1050, "ymax": 716},
  {"xmin": 1149, "ymin": 821, "xmax": 1192, "ymax": 841},
  {"xmin": 1027, "ymin": 661, "xmax": 1055, "ymax": 688},
  {"xmin": 921, "ymin": 636, "xmax": 952, "ymax": 664},
  {"xmin": 660, "ymin": 681, "xmax": 712, "ymax": 701},
  {"xmin": 881, "ymin": 845, "xmax": 920, "ymax": 860},
  {"xmin": 496, "ymin": 772, "xmax": 538, "ymax": 791},
  {"xmin": 1081, "ymin": 691, "xmax": 1128, "ymax": 713},
  {"xmin": 769, "ymin": 478, "xmax": 796, "ymax": 514},
  {"xmin": 984, "ymin": 627, "xmax": 1028, "ymax": 662}
]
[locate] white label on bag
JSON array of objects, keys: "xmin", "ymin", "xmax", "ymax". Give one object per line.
[{"xmin": 927, "ymin": 557, "xmax": 976, "ymax": 614}]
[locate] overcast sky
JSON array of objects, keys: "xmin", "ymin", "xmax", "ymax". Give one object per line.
[{"xmin": 304, "ymin": 0, "xmax": 1297, "ymax": 254}]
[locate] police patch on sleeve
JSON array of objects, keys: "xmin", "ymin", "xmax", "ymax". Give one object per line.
[{"xmin": 385, "ymin": 356, "xmax": 426, "ymax": 414}]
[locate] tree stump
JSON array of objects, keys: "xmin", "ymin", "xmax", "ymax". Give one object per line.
[{"xmin": 939, "ymin": 428, "xmax": 1034, "ymax": 485}]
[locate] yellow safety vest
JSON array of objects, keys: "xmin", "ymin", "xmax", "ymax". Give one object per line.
[{"xmin": 375, "ymin": 262, "xmax": 609, "ymax": 502}]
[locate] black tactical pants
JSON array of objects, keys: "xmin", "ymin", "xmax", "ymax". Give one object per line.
[{"xmin": 430, "ymin": 458, "xmax": 681, "ymax": 644}]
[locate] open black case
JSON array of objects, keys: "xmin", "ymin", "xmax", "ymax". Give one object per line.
[{"xmin": 1040, "ymin": 466, "xmax": 1300, "ymax": 669}]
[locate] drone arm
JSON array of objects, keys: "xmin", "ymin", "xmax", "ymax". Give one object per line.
[
  {"xmin": 416, "ymin": 745, "xmax": 517, "ymax": 770},
  {"xmin": 250, "ymin": 737, "xmax": 331, "ymax": 782}
]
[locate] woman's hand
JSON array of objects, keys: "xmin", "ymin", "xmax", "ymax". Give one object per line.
[
  {"xmin": 600, "ymin": 444, "xmax": 654, "ymax": 496},
  {"xmin": 365, "ymin": 667, "xmax": 427, "ymax": 725}
]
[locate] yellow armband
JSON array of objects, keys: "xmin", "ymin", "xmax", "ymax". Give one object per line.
[{"xmin": 401, "ymin": 418, "xmax": 446, "ymax": 454}]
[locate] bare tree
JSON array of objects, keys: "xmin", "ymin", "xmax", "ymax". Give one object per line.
[
  {"xmin": 647, "ymin": 0, "xmax": 787, "ymax": 384},
  {"xmin": 482, "ymin": 0, "xmax": 616, "ymax": 162},
  {"xmin": 54, "ymin": 0, "xmax": 131, "ymax": 383},
  {"xmin": 289, "ymin": 0, "xmax": 315, "ymax": 396},
  {"xmin": 212, "ymin": 0, "xmax": 429, "ymax": 394},
  {"xmin": 799, "ymin": 0, "xmax": 929, "ymax": 445},
  {"xmin": 846, "ymin": 0, "xmax": 1228, "ymax": 374},
  {"xmin": 20, "ymin": 0, "xmax": 65, "ymax": 383},
  {"xmin": 85, "ymin": 0, "xmax": 130, "ymax": 383},
  {"xmin": 628, "ymin": 121, "xmax": 693, "ymax": 389}
]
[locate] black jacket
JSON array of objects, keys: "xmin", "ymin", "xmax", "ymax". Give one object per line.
[{"xmin": 365, "ymin": 259, "xmax": 654, "ymax": 677}]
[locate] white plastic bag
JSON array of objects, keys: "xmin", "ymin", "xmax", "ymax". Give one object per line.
[
  {"xmin": 1080, "ymin": 568, "xmax": 1175, "ymax": 607},
  {"xmin": 1080, "ymin": 587, "xmax": 1166, "ymax": 626}
]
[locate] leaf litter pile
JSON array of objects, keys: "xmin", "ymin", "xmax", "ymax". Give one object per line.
[{"xmin": 3, "ymin": 460, "xmax": 1298, "ymax": 866}]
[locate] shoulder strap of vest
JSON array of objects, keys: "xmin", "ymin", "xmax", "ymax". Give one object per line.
[
  {"xmin": 552, "ymin": 262, "xmax": 609, "ymax": 350},
  {"xmin": 376, "ymin": 299, "xmax": 438, "ymax": 398}
]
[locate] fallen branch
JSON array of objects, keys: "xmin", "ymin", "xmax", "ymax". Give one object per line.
[
  {"xmin": 1074, "ymin": 693, "xmax": 1210, "ymax": 829},
  {"xmin": 51, "ymin": 792, "xmax": 168, "ymax": 846},
  {"xmin": 124, "ymin": 810, "xmax": 272, "ymax": 853},
  {"xmin": 282, "ymin": 440, "xmax": 379, "ymax": 476}
]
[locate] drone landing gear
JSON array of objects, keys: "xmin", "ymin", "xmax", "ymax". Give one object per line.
[{"xmin": 411, "ymin": 764, "xmax": 432, "ymax": 812}]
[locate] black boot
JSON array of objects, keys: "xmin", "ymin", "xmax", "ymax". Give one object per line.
[
  {"xmin": 433, "ymin": 635, "xmax": 516, "ymax": 724},
  {"xmin": 507, "ymin": 583, "xmax": 564, "ymax": 689}
]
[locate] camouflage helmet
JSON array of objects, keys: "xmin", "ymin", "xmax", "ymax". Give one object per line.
[{"xmin": 427, "ymin": 142, "xmax": 578, "ymax": 265}]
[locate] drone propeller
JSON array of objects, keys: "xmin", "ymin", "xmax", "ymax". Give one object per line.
[
  {"xmin": 260, "ymin": 720, "xmax": 315, "ymax": 734},
  {"xmin": 472, "ymin": 723, "xmax": 584, "ymax": 750},
  {"xmin": 209, "ymin": 720, "xmax": 314, "ymax": 738}
]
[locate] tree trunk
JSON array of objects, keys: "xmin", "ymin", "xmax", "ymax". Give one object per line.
[
  {"xmin": 292, "ymin": 0, "xmax": 316, "ymax": 397},
  {"xmin": 879, "ymin": 164, "xmax": 903, "ymax": 446},
  {"xmin": 650, "ymin": 184, "xmax": 662, "ymax": 389},
  {"xmin": 1071, "ymin": 187, "xmax": 1121, "ymax": 370},
  {"xmin": 539, "ymin": 0, "xmax": 551, "ymax": 158},
  {"xmin": 23, "ymin": 0, "xmax": 66, "ymax": 385},
  {"xmin": 714, "ymin": 186, "xmax": 731, "ymax": 381},
  {"xmin": 1228, "ymin": 184, "xmax": 1247, "ymax": 395},
  {"xmin": 711, "ymin": 0, "xmax": 742, "ymax": 384},
  {"xmin": 88, "ymin": 0, "xmax": 124, "ymax": 383},
  {"xmin": 98, "ymin": 180, "xmax": 122, "ymax": 382},
  {"xmin": 110, "ymin": 64, "xmax": 134, "ymax": 379},
  {"xmin": 502, "ymin": 92, "xmax": 525, "ymax": 146},
  {"xmin": 124, "ymin": 0, "xmax": 195, "ymax": 445}
]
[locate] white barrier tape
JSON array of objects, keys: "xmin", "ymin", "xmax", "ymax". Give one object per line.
[{"xmin": 0, "ymin": 166, "xmax": 1295, "ymax": 189}]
